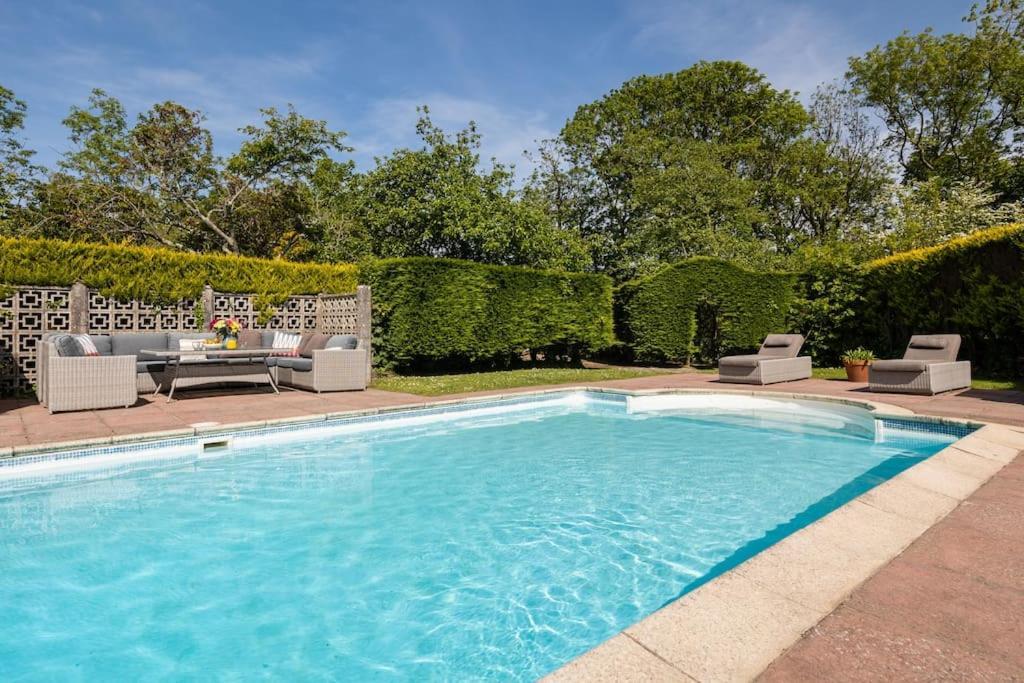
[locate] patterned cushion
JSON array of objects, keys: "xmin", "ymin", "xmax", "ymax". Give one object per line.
[
  {"xmin": 272, "ymin": 331, "xmax": 301, "ymax": 356},
  {"xmin": 73, "ymin": 335, "xmax": 100, "ymax": 356},
  {"xmin": 53, "ymin": 335, "xmax": 85, "ymax": 357}
]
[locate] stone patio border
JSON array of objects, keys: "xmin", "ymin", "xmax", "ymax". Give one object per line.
[{"xmin": 1, "ymin": 386, "xmax": 1020, "ymax": 681}]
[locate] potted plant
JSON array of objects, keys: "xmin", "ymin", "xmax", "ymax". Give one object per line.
[{"xmin": 841, "ymin": 347, "xmax": 875, "ymax": 382}]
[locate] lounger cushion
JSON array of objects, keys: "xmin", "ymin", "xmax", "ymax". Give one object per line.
[
  {"xmin": 758, "ymin": 334, "xmax": 804, "ymax": 358},
  {"xmin": 275, "ymin": 357, "xmax": 313, "ymax": 372},
  {"xmin": 872, "ymin": 359, "xmax": 930, "ymax": 373},
  {"xmin": 112, "ymin": 332, "xmax": 169, "ymax": 360},
  {"xmin": 326, "ymin": 334, "xmax": 358, "ymax": 350},
  {"xmin": 719, "ymin": 354, "xmax": 764, "ymax": 368},
  {"xmin": 904, "ymin": 334, "xmax": 961, "ymax": 362},
  {"xmin": 908, "ymin": 336, "xmax": 947, "ymax": 350}
]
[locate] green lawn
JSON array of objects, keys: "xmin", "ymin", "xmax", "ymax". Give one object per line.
[
  {"xmin": 373, "ymin": 364, "xmax": 1023, "ymax": 396},
  {"xmin": 372, "ymin": 367, "xmax": 671, "ymax": 396}
]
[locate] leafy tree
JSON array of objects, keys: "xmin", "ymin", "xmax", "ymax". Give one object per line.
[
  {"xmin": 355, "ymin": 109, "xmax": 586, "ymax": 269},
  {"xmin": 534, "ymin": 61, "xmax": 825, "ymax": 279},
  {"xmin": 26, "ymin": 91, "xmax": 350, "ymax": 258},
  {"xmin": 0, "ymin": 85, "xmax": 41, "ymax": 223},
  {"xmin": 847, "ymin": 1, "xmax": 1024, "ymax": 194},
  {"xmin": 885, "ymin": 177, "xmax": 1024, "ymax": 252}
]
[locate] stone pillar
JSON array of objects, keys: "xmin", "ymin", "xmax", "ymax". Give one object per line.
[
  {"xmin": 201, "ymin": 285, "xmax": 215, "ymax": 331},
  {"xmin": 69, "ymin": 282, "xmax": 89, "ymax": 334},
  {"xmin": 356, "ymin": 285, "xmax": 373, "ymax": 382},
  {"xmin": 315, "ymin": 294, "xmax": 324, "ymax": 333}
]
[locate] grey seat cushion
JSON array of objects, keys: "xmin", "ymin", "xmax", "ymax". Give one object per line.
[
  {"xmin": 719, "ymin": 354, "xmax": 764, "ymax": 368},
  {"xmin": 275, "ymin": 357, "xmax": 313, "ymax": 372},
  {"xmin": 260, "ymin": 331, "xmax": 278, "ymax": 348},
  {"xmin": 88, "ymin": 335, "xmax": 113, "ymax": 356},
  {"xmin": 872, "ymin": 359, "xmax": 930, "ymax": 373},
  {"xmin": 326, "ymin": 334, "xmax": 358, "ymax": 350},
  {"xmin": 111, "ymin": 332, "xmax": 169, "ymax": 360}
]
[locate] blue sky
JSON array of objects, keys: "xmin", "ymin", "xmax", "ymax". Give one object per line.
[{"xmin": 1, "ymin": 1, "xmax": 967, "ymax": 176}]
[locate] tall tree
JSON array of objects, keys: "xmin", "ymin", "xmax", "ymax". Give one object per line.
[
  {"xmin": 0, "ymin": 85, "xmax": 41, "ymax": 223},
  {"xmin": 847, "ymin": 1, "xmax": 1024, "ymax": 194},
  {"xmin": 534, "ymin": 61, "xmax": 819, "ymax": 279},
  {"xmin": 355, "ymin": 109, "xmax": 586, "ymax": 269},
  {"xmin": 29, "ymin": 91, "xmax": 351, "ymax": 258}
]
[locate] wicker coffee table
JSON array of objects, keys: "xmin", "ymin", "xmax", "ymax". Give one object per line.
[{"xmin": 141, "ymin": 348, "xmax": 281, "ymax": 402}]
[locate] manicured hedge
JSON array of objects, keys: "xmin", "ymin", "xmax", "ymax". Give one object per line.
[
  {"xmin": 361, "ymin": 257, "xmax": 614, "ymax": 370},
  {"xmin": 788, "ymin": 223, "xmax": 1024, "ymax": 372},
  {"xmin": 860, "ymin": 224, "xmax": 1024, "ymax": 373},
  {"xmin": 0, "ymin": 238, "xmax": 614, "ymax": 373},
  {"xmin": 0, "ymin": 236, "xmax": 359, "ymax": 303},
  {"xmin": 616, "ymin": 257, "xmax": 798, "ymax": 363}
]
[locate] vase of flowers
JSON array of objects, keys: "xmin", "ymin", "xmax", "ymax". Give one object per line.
[
  {"xmin": 209, "ymin": 317, "xmax": 243, "ymax": 349},
  {"xmin": 841, "ymin": 347, "xmax": 875, "ymax": 382}
]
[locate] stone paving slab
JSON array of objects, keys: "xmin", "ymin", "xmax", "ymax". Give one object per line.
[{"xmin": 759, "ymin": 456, "xmax": 1024, "ymax": 682}]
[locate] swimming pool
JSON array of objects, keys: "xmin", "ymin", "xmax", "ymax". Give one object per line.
[{"xmin": 0, "ymin": 391, "xmax": 968, "ymax": 680}]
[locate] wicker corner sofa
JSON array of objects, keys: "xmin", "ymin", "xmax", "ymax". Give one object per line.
[
  {"xmin": 717, "ymin": 334, "xmax": 812, "ymax": 385},
  {"xmin": 868, "ymin": 334, "xmax": 971, "ymax": 395},
  {"xmin": 37, "ymin": 330, "xmax": 367, "ymax": 413}
]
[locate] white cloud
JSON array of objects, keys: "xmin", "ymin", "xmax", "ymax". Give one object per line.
[{"xmin": 628, "ymin": 0, "xmax": 855, "ymax": 99}]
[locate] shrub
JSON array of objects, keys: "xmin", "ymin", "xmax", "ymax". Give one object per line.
[
  {"xmin": 0, "ymin": 236, "xmax": 359, "ymax": 304},
  {"xmin": 860, "ymin": 223, "xmax": 1024, "ymax": 374},
  {"xmin": 616, "ymin": 257, "xmax": 798, "ymax": 363},
  {"xmin": 787, "ymin": 261, "xmax": 867, "ymax": 367},
  {"xmin": 360, "ymin": 257, "xmax": 613, "ymax": 370}
]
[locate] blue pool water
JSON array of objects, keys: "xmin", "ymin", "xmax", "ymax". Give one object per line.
[{"xmin": 0, "ymin": 394, "xmax": 959, "ymax": 680}]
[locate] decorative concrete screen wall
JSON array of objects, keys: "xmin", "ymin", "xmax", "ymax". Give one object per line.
[{"xmin": 0, "ymin": 284, "xmax": 371, "ymax": 395}]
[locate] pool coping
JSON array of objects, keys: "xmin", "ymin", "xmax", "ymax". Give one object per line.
[{"xmin": 2, "ymin": 386, "xmax": 1021, "ymax": 681}]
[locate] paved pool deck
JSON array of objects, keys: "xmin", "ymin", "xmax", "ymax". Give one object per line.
[
  {"xmin": 1, "ymin": 370, "xmax": 1022, "ymax": 681},
  {"xmin": 2, "ymin": 371, "xmax": 1023, "ymax": 449}
]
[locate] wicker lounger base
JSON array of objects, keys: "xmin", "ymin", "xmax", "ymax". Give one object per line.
[
  {"xmin": 868, "ymin": 360, "xmax": 971, "ymax": 395},
  {"xmin": 719, "ymin": 356, "xmax": 813, "ymax": 385}
]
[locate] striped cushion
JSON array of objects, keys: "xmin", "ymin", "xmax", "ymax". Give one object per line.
[
  {"xmin": 72, "ymin": 334, "xmax": 100, "ymax": 356},
  {"xmin": 271, "ymin": 331, "xmax": 301, "ymax": 356}
]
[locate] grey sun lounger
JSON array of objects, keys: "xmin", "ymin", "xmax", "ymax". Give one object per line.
[
  {"xmin": 869, "ymin": 334, "xmax": 971, "ymax": 395},
  {"xmin": 718, "ymin": 334, "xmax": 812, "ymax": 385}
]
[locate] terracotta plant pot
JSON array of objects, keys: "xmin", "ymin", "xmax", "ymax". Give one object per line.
[{"xmin": 843, "ymin": 361, "xmax": 871, "ymax": 382}]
